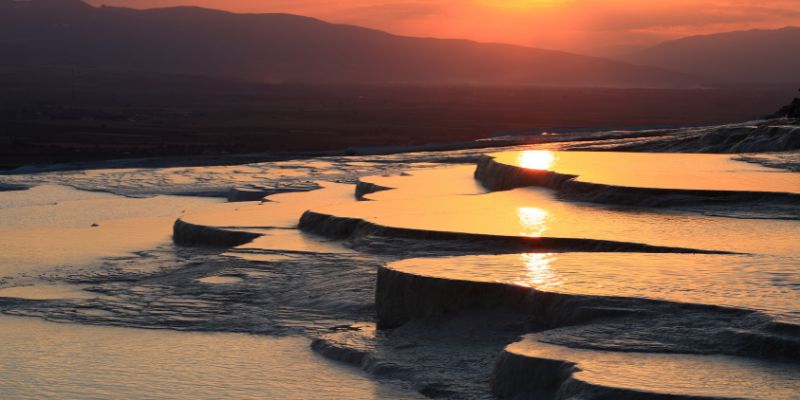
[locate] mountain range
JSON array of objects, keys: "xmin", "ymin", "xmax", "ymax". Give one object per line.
[
  {"xmin": 0, "ymin": 0, "xmax": 700, "ymax": 88},
  {"xmin": 1, "ymin": 0, "xmax": 796, "ymax": 87},
  {"xmin": 622, "ymin": 27, "xmax": 800, "ymax": 84}
]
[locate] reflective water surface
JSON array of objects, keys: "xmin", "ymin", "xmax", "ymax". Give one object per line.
[
  {"xmin": 0, "ymin": 185, "xmax": 221, "ymax": 276},
  {"xmin": 180, "ymin": 183, "xmax": 356, "ymax": 229},
  {"xmin": 0, "ymin": 316, "xmax": 420, "ymax": 400}
]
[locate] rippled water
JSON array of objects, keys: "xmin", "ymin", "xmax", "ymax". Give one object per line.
[{"xmin": 0, "ymin": 316, "xmax": 420, "ymax": 400}]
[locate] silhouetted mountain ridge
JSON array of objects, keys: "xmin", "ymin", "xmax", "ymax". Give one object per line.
[
  {"xmin": 622, "ymin": 27, "xmax": 800, "ymax": 84},
  {"xmin": 0, "ymin": 0, "xmax": 704, "ymax": 87}
]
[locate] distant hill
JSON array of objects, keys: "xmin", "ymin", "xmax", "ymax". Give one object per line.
[
  {"xmin": 0, "ymin": 0, "xmax": 703, "ymax": 88},
  {"xmin": 622, "ymin": 27, "xmax": 800, "ymax": 84}
]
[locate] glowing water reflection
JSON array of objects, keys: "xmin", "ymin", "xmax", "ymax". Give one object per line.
[
  {"xmin": 516, "ymin": 253, "xmax": 561, "ymax": 289},
  {"xmin": 516, "ymin": 150, "xmax": 555, "ymax": 170},
  {"xmin": 517, "ymin": 206, "xmax": 549, "ymax": 237}
]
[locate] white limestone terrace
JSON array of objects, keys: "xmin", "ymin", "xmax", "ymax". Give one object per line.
[
  {"xmin": 384, "ymin": 253, "xmax": 799, "ymax": 324},
  {"xmin": 493, "ymin": 335, "xmax": 800, "ymax": 400},
  {"xmin": 475, "ymin": 150, "xmax": 800, "ymax": 218},
  {"xmin": 371, "ymin": 252, "xmax": 800, "ymax": 398}
]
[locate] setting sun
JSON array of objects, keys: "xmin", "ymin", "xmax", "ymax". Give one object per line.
[{"xmin": 516, "ymin": 150, "xmax": 556, "ymax": 170}]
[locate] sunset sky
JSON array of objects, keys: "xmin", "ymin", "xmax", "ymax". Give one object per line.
[{"xmin": 86, "ymin": 0, "xmax": 800, "ymax": 55}]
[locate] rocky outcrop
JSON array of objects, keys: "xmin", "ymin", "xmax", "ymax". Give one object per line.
[{"xmin": 768, "ymin": 91, "xmax": 800, "ymax": 119}]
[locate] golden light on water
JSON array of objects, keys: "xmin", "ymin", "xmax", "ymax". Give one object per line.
[
  {"xmin": 517, "ymin": 206, "xmax": 549, "ymax": 237},
  {"xmin": 516, "ymin": 150, "xmax": 555, "ymax": 170},
  {"xmin": 516, "ymin": 253, "xmax": 561, "ymax": 289}
]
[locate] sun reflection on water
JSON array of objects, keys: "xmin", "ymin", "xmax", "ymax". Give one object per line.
[
  {"xmin": 516, "ymin": 150, "xmax": 555, "ymax": 170},
  {"xmin": 516, "ymin": 253, "xmax": 561, "ymax": 289},
  {"xmin": 517, "ymin": 206, "xmax": 549, "ymax": 237}
]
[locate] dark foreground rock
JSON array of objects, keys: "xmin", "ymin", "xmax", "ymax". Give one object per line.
[{"xmin": 768, "ymin": 90, "xmax": 800, "ymax": 119}]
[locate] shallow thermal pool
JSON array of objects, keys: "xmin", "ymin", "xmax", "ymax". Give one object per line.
[
  {"xmin": 314, "ymin": 166, "xmax": 800, "ymax": 256},
  {"xmin": 490, "ymin": 150, "xmax": 800, "ymax": 193},
  {"xmin": 388, "ymin": 253, "xmax": 800, "ymax": 322},
  {"xmin": 0, "ymin": 316, "xmax": 420, "ymax": 400}
]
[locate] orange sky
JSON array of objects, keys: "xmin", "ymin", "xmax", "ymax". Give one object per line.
[{"xmin": 86, "ymin": 0, "xmax": 800, "ymax": 55}]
